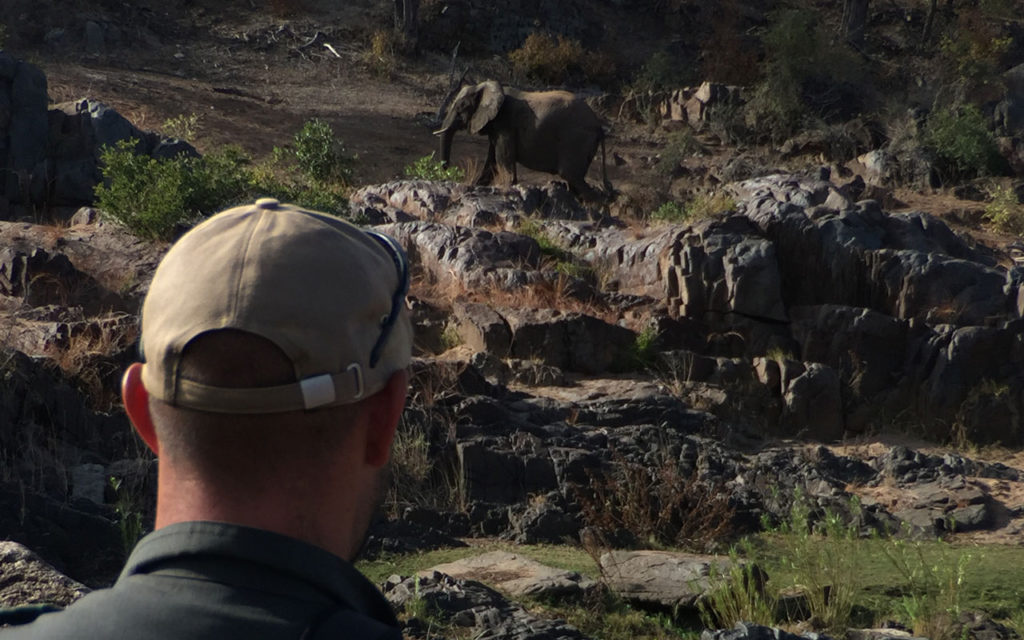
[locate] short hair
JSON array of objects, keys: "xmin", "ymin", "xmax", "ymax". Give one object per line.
[{"xmin": 148, "ymin": 330, "xmax": 365, "ymax": 488}]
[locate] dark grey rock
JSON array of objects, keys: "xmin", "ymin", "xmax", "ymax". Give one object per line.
[{"xmin": 0, "ymin": 542, "xmax": 90, "ymax": 608}]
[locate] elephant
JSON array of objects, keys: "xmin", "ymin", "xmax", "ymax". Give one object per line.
[{"xmin": 434, "ymin": 80, "xmax": 612, "ymax": 201}]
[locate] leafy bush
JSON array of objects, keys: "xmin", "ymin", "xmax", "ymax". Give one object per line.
[
  {"xmin": 293, "ymin": 118, "xmax": 355, "ymax": 184},
  {"xmin": 651, "ymin": 193, "xmax": 735, "ymax": 224},
  {"xmin": 656, "ymin": 130, "xmax": 704, "ymax": 176},
  {"xmin": 630, "ymin": 50, "xmax": 693, "ymax": 94},
  {"xmin": 161, "ymin": 113, "xmax": 200, "ymax": 141},
  {"xmin": 97, "ymin": 121, "xmax": 358, "ymax": 240},
  {"xmin": 745, "ymin": 9, "xmax": 865, "ymax": 140},
  {"xmin": 404, "ymin": 153, "xmax": 465, "ymax": 182},
  {"xmin": 650, "ymin": 201, "xmax": 687, "ymax": 223},
  {"xmin": 509, "ymin": 32, "xmax": 615, "ymax": 86},
  {"xmin": 924, "ymin": 104, "xmax": 1003, "ymax": 181},
  {"xmin": 984, "ymin": 185, "xmax": 1024, "ymax": 234},
  {"xmin": 939, "ymin": 6, "xmax": 1012, "ymax": 97},
  {"xmin": 95, "ymin": 140, "xmax": 199, "ymax": 240}
]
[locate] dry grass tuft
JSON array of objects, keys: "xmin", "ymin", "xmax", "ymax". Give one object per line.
[
  {"xmin": 575, "ymin": 450, "xmax": 739, "ymax": 551},
  {"xmin": 45, "ymin": 315, "xmax": 137, "ymax": 410}
]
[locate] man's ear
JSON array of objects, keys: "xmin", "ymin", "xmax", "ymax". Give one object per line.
[
  {"xmin": 362, "ymin": 369, "xmax": 408, "ymax": 467},
  {"xmin": 122, "ymin": 363, "xmax": 159, "ymax": 456}
]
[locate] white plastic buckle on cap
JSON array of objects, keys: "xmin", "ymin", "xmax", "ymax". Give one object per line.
[
  {"xmin": 347, "ymin": 363, "xmax": 364, "ymax": 401},
  {"xmin": 300, "ymin": 374, "xmax": 336, "ymax": 409}
]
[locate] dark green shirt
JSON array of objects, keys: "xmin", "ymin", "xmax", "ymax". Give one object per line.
[{"xmin": 0, "ymin": 521, "xmax": 401, "ymax": 639}]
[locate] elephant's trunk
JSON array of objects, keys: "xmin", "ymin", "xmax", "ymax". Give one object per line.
[{"xmin": 438, "ymin": 128, "xmax": 455, "ymax": 168}]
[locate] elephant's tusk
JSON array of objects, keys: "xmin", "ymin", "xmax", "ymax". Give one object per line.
[{"xmin": 432, "ymin": 127, "xmax": 449, "ymax": 136}]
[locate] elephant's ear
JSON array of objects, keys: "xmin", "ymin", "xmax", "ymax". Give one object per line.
[{"xmin": 469, "ymin": 80, "xmax": 504, "ymax": 135}]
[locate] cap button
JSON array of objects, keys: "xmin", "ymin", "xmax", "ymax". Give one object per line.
[{"xmin": 255, "ymin": 198, "xmax": 280, "ymax": 210}]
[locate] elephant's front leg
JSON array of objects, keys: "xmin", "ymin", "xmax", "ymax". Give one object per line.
[
  {"xmin": 475, "ymin": 139, "xmax": 498, "ymax": 186},
  {"xmin": 494, "ymin": 133, "xmax": 518, "ymax": 185}
]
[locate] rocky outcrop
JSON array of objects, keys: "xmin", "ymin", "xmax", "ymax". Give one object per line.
[
  {"xmin": 0, "ymin": 542, "xmax": 89, "ymax": 609},
  {"xmin": 0, "ymin": 52, "xmax": 195, "ymax": 218}
]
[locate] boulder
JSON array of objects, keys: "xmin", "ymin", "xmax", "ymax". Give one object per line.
[
  {"xmin": 425, "ymin": 551, "xmax": 596, "ymax": 599},
  {"xmin": 504, "ymin": 308, "xmax": 637, "ymax": 375},
  {"xmin": 0, "ymin": 542, "xmax": 89, "ymax": 608},
  {"xmin": 782, "ymin": 363, "xmax": 844, "ymax": 441},
  {"xmin": 384, "ymin": 571, "xmax": 590, "ymax": 640},
  {"xmin": 599, "ymin": 550, "xmax": 760, "ymax": 612}
]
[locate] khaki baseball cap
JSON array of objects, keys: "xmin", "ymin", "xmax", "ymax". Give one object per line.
[{"xmin": 139, "ymin": 198, "xmax": 412, "ymax": 413}]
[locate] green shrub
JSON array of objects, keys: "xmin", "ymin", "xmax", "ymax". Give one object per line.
[
  {"xmin": 95, "ymin": 140, "xmax": 196, "ymax": 240},
  {"xmin": 924, "ymin": 104, "xmax": 1003, "ymax": 181},
  {"xmin": 293, "ymin": 118, "xmax": 355, "ymax": 183},
  {"xmin": 97, "ymin": 127, "xmax": 356, "ymax": 240},
  {"xmin": 631, "ymin": 50, "xmax": 693, "ymax": 94},
  {"xmin": 404, "ymin": 152, "xmax": 465, "ymax": 182},
  {"xmin": 656, "ymin": 130, "xmax": 703, "ymax": 176},
  {"xmin": 650, "ymin": 201, "xmax": 687, "ymax": 224},
  {"xmin": 161, "ymin": 113, "xmax": 200, "ymax": 141},
  {"xmin": 651, "ymin": 193, "xmax": 735, "ymax": 225},
  {"xmin": 745, "ymin": 9, "xmax": 865, "ymax": 140},
  {"xmin": 984, "ymin": 185, "xmax": 1024, "ymax": 235}
]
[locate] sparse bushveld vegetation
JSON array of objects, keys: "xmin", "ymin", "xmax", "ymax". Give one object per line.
[
  {"xmin": 984, "ymin": 184, "xmax": 1024, "ymax": 235},
  {"xmin": 161, "ymin": 113, "xmax": 200, "ymax": 141},
  {"xmin": 744, "ymin": 9, "xmax": 865, "ymax": 141},
  {"xmin": 509, "ymin": 32, "xmax": 615, "ymax": 86},
  {"xmin": 924, "ymin": 104, "xmax": 1004, "ymax": 182},
  {"xmin": 651, "ymin": 192, "xmax": 735, "ymax": 224},
  {"xmin": 96, "ymin": 118, "xmax": 357, "ymax": 239},
  {"xmin": 365, "ymin": 29, "xmax": 398, "ymax": 77},
  {"xmin": 404, "ymin": 152, "xmax": 465, "ymax": 182},
  {"xmin": 576, "ymin": 452, "xmax": 738, "ymax": 550}
]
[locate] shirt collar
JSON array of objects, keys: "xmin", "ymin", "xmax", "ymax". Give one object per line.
[{"xmin": 121, "ymin": 521, "xmax": 396, "ymax": 625}]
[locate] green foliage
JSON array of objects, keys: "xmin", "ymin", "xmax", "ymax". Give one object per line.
[
  {"xmin": 775, "ymin": 493, "xmax": 862, "ymax": 632},
  {"xmin": 880, "ymin": 533, "xmax": 973, "ymax": 640},
  {"xmin": 509, "ymin": 32, "xmax": 616, "ymax": 86},
  {"xmin": 745, "ymin": 9, "xmax": 864, "ymax": 140},
  {"xmin": 651, "ymin": 193, "xmax": 735, "ymax": 225},
  {"xmin": 97, "ymin": 120, "xmax": 359, "ymax": 240},
  {"xmin": 630, "ymin": 326, "xmax": 660, "ymax": 370},
  {"xmin": 95, "ymin": 140, "xmax": 199, "ymax": 240},
  {"xmin": 161, "ymin": 113, "xmax": 200, "ymax": 141},
  {"xmin": 924, "ymin": 104, "xmax": 1003, "ymax": 181},
  {"xmin": 699, "ymin": 545, "xmax": 777, "ymax": 629},
  {"xmin": 984, "ymin": 184, "xmax": 1024, "ymax": 235},
  {"xmin": 657, "ymin": 130, "xmax": 704, "ymax": 176},
  {"xmin": 631, "ymin": 50, "xmax": 693, "ymax": 94},
  {"xmin": 518, "ymin": 218, "xmax": 571, "ymax": 262},
  {"xmin": 404, "ymin": 152, "xmax": 465, "ymax": 182},
  {"xmin": 651, "ymin": 201, "xmax": 687, "ymax": 223},
  {"xmin": 292, "ymin": 118, "xmax": 355, "ymax": 183},
  {"xmin": 109, "ymin": 475, "xmax": 144, "ymax": 557}
]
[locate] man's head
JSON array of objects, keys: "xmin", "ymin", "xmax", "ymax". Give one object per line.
[{"xmin": 121, "ymin": 198, "xmax": 412, "ymax": 558}]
